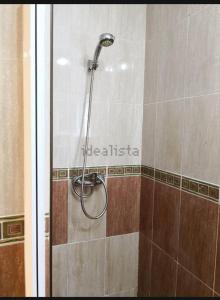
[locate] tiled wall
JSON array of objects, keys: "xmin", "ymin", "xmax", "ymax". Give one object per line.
[
  {"xmin": 139, "ymin": 4, "xmax": 220, "ymax": 297},
  {"xmin": 52, "ymin": 4, "xmax": 146, "ymax": 297},
  {"xmin": 0, "ymin": 5, "xmax": 25, "ymax": 297},
  {"xmin": 52, "ymin": 167, "xmax": 140, "ymax": 296},
  {"xmin": 53, "ymin": 4, "xmax": 146, "ymax": 168}
]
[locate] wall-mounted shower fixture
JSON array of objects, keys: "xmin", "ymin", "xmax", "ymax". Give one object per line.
[
  {"xmin": 88, "ymin": 33, "xmax": 115, "ymax": 71},
  {"xmin": 72, "ymin": 33, "xmax": 115, "ymax": 219}
]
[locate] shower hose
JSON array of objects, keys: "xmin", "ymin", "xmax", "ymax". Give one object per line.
[{"xmin": 72, "ymin": 68, "xmax": 108, "ymax": 219}]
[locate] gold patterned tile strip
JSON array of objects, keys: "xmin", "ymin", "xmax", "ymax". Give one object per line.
[
  {"xmin": 154, "ymin": 169, "xmax": 181, "ymax": 189},
  {"xmin": 0, "ymin": 216, "xmax": 24, "ymax": 244},
  {"xmin": 107, "ymin": 165, "xmax": 141, "ymax": 176},
  {"xmin": 52, "ymin": 165, "xmax": 219, "ymax": 201},
  {"xmin": 54, "ymin": 165, "xmax": 141, "ymax": 180},
  {"xmin": 182, "ymin": 177, "xmax": 219, "ymax": 202},
  {"xmin": 141, "ymin": 165, "xmax": 154, "ymax": 178}
]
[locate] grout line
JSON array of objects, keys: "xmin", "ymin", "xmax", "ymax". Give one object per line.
[
  {"xmin": 0, "ymin": 237, "xmax": 25, "ymax": 247},
  {"xmin": 182, "ymin": 189, "xmax": 219, "ymax": 206},
  {"xmin": 149, "ymin": 236, "xmax": 153, "ymax": 296},
  {"xmin": 148, "ymin": 172, "xmax": 156, "ymax": 296},
  {"xmin": 66, "ymin": 243, "xmax": 69, "ymax": 297},
  {"xmin": 183, "ymin": 12, "xmax": 190, "ymax": 99},
  {"xmin": 153, "ymin": 101, "xmax": 158, "ymax": 171},
  {"xmin": 151, "ymin": 240, "xmax": 178, "ymax": 263},
  {"xmin": 144, "ymin": 90, "xmax": 220, "ymax": 105},
  {"xmin": 179, "ymin": 263, "xmax": 213, "ymax": 293},
  {"xmin": 151, "ymin": 239, "xmax": 214, "ymax": 292},
  {"xmin": 213, "ymin": 205, "xmax": 220, "ymax": 292},
  {"xmin": 174, "ymin": 259, "xmax": 178, "ymax": 297},
  {"xmin": 104, "ymin": 236, "xmax": 107, "ymax": 296},
  {"xmin": 0, "ymin": 214, "xmax": 24, "ymax": 220},
  {"xmin": 53, "ymin": 231, "xmax": 140, "ymax": 248}
]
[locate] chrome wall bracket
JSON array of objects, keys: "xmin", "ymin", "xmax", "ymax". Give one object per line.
[{"xmin": 88, "ymin": 59, "xmax": 98, "ymax": 71}]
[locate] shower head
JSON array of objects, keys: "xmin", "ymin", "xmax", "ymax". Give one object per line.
[
  {"xmin": 88, "ymin": 33, "xmax": 115, "ymax": 71},
  {"xmin": 99, "ymin": 33, "xmax": 115, "ymax": 47}
]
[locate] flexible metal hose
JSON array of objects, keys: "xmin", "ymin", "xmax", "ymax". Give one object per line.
[{"xmin": 73, "ymin": 68, "xmax": 108, "ymax": 219}]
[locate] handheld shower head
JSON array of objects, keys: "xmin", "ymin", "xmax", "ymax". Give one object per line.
[
  {"xmin": 88, "ymin": 33, "xmax": 115, "ymax": 71},
  {"xmin": 99, "ymin": 33, "xmax": 114, "ymax": 47}
]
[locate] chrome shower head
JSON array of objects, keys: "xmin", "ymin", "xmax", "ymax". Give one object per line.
[
  {"xmin": 99, "ymin": 33, "xmax": 115, "ymax": 47},
  {"xmin": 88, "ymin": 33, "xmax": 115, "ymax": 71}
]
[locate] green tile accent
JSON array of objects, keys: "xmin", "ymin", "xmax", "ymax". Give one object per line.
[
  {"xmin": 97, "ymin": 167, "xmax": 107, "ymax": 175},
  {"xmin": 58, "ymin": 169, "xmax": 68, "ymax": 179},
  {"xmin": 182, "ymin": 178, "xmax": 189, "ymax": 189},
  {"xmin": 173, "ymin": 176, "xmax": 181, "ymax": 188},
  {"xmin": 189, "ymin": 181, "xmax": 199, "ymax": 193},
  {"xmin": 142, "ymin": 165, "xmax": 154, "ymax": 179},
  {"xmin": 132, "ymin": 166, "xmax": 141, "ymax": 174},
  {"xmin": 108, "ymin": 166, "xmax": 125, "ymax": 176},
  {"xmin": 160, "ymin": 172, "xmax": 167, "ymax": 183},
  {"xmin": 154, "ymin": 169, "xmax": 181, "ymax": 189},
  {"xmin": 125, "ymin": 166, "xmax": 133, "ymax": 174},
  {"xmin": 52, "ymin": 169, "xmax": 58, "ymax": 180},
  {"xmin": 198, "ymin": 183, "xmax": 209, "ymax": 196},
  {"xmin": 209, "ymin": 186, "xmax": 219, "ymax": 201},
  {"xmin": 167, "ymin": 174, "xmax": 173, "ymax": 185},
  {"xmin": 69, "ymin": 168, "xmax": 79, "ymax": 178},
  {"xmin": 155, "ymin": 169, "xmax": 161, "ymax": 180},
  {"xmin": 2, "ymin": 219, "xmax": 24, "ymax": 239},
  {"xmin": 182, "ymin": 176, "xmax": 219, "ymax": 202}
]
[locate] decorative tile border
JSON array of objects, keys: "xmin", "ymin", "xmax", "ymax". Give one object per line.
[
  {"xmin": 155, "ymin": 169, "xmax": 181, "ymax": 189},
  {"xmin": 52, "ymin": 164, "xmax": 219, "ymax": 202},
  {"xmin": 141, "ymin": 165, "xmax": 154, "ymax": 179},
  {"xmin": 53, "ymin": 165, "xmax": 141, "ymax": 180},
  {"xmin": 0, "ymin": 215, "xmax": 24, "ymax": 244},
  {"xmin": 182, "ymin": 176, "xmax": 219, "ymax": 202},
  {"xmin": 108, "ymin": 165, "xmax": 141, "ymax": 177},
  {"xmin": 141, "ymin": 165, "xmax": 219, "ymax": 203}
]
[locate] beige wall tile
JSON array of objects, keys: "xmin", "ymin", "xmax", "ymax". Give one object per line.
[
  {"xmin": 144, "ymin": 37, "xmax": 159, "ymax": 104},
  {"xmin": 182, "ymin": 94, "xmax": 220, "ymax": 185},
  {"xmin": 187, "ymin": 4, "xmax": 210, "ymax": 16},
  {"xmin": 105, "ymin": 232, "xmax": 139, "ymax": 295},
  {"xmin": 145, "ymin": 5, "xmax": 187, "ymax": 103},
  {"xmin": 0, "ymin": 60, "xmax": 23, "ymax": 216},
  {"xmin": 107, "ymin": 287, "xmax": 137, "ymax": 297},
  {"xmin": 156, "ymin": 20, "xmax": 187, "ymax": 102},
  {"xmin": 53, "ymin": 4, "xmax": 146, "ymax": 168},
  {"xmin": 0, "ymin": 5, "xmax": 23, "ymax": 60},
  {"xmin": 185, "ymin": 5, "xmax": 220, "ymax": 97},
  {"xmin": 68, "ymin": 181, "xmax": 106, "ymax": 242},
  {"xmin": 142, "ymin": 104, "xmax": 156, "ymax": 167},
  {"xmin": 146, "ymin": 5, "xmax": 188, "ymax": 41},
  {"xmin": 155, "ymin": 100, "xmax": 184, "ymax": 174},
  {"xmin": 67, "ymin": 239, "xmax": 105, "ymax": 296},
  {"xmin": 52, "ymin": 245, "xmax": 68, "ymax": 296}
]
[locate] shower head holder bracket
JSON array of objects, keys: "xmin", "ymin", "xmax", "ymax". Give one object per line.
[{"xmin": 88, "ymin": 59, "xmax": 98, "ymax": 71}]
